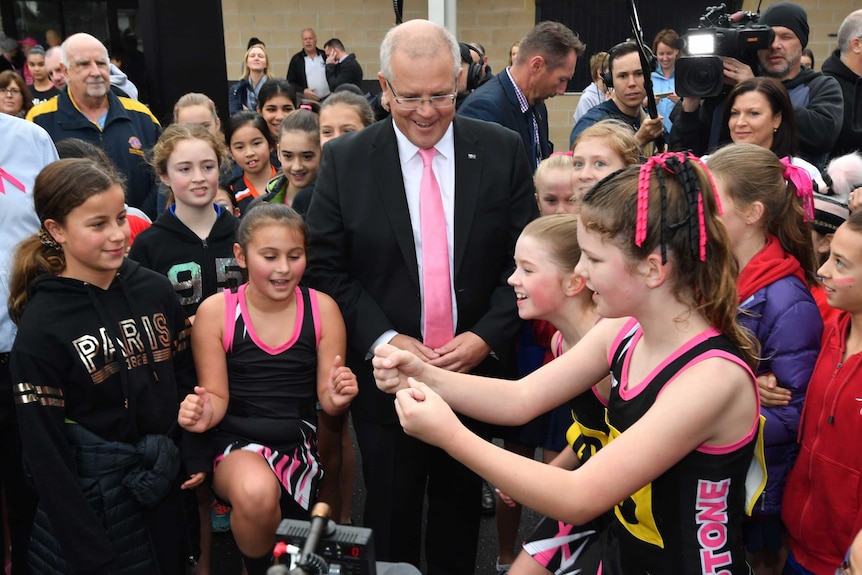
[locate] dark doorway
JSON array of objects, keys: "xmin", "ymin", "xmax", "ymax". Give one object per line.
[
  {"xmin": 4, "ymin": 0, "xmax": 147, "ymax": 101},
  {"xmin": 2, "ymin": 0, "xmax": 229, "ymax": 123}
]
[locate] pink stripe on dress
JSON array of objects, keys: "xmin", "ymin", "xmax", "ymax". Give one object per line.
[
  {"xmin": 617, "ymin": 326, "xmax": 720, "ymax": 401},
  {"xmin": 238, "ymin": 285, "xmax": 305, "ymax": 355},
  {"xmin": 222, "ymin": 287, "xmax": 240, "ymax": 353}
]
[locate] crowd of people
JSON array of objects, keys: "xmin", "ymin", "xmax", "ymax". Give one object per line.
[{"xmin": 1, "ymin": 3, "xmax": 862, "ymax": 575}]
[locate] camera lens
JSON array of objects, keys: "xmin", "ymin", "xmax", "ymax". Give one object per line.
[
  {"xmin": 676, "ymin": 56, "xmax": 725, "ymax": 98},
  {"xmin": 690, "ymin": 66, "xmax": 719, "ymax": 91}
]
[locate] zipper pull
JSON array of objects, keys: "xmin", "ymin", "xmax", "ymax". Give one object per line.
[{"xmin": 833, "ymin": 361, "xmax": 843, "ymax": 377}]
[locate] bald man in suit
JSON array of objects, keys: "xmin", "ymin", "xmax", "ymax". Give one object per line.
[{"xmin": 305, "ymin": 19, "xmax": 536, "ymax": 575}]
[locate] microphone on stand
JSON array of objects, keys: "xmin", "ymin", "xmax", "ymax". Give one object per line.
[{"xmin": 290, "ymin": 502, "xmax": 332, "ymax": 575}]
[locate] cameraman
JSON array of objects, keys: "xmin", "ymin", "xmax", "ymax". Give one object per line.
[{"xmin": 670, "ymin": 1, "xmax": 843, "ymax": 170}]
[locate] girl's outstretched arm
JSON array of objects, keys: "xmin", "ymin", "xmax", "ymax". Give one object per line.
[
  {"xmin": 181, "ymin": 292, "xmax": 230, "ymax": 432},
  {"xmin": 374, "ymin": 317, "xmax": 625, "ymax": 426},
  {"xmin": 393, "ymin": 355, "xmax": 757, "ymax": 526},
  {"xmin": 315, "ymin": 291, "xmax": 358, "ymax": 416},
  {"xmin": 497, "ymin": 438, "xmax": 583, "ymax": 507}
]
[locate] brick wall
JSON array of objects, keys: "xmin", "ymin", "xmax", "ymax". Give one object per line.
[
  {"xmin": 223, "ymin": 0, "xmax": 858, "ymax": 151},
  {"xmin": 222, "ymin": 0, "xmax": 533, "ymax": 84},
  {"xmin": 776, "ymin": 0, "xmax": 856, "ymax": 70}
]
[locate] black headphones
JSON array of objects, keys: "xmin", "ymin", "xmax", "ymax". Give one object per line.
[
  {"xmin": 600, "ymin": 41, "xmax": 657, "ymax": 91},
  {"xmin": 459, "ymin": 42, "xmax": 485, "ymax": 92},
  {"xmin": 600, "ymin": 51, "xmax": 613, "ymax": 92}
]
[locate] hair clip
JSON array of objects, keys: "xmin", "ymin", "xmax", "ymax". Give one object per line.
[
  {"xmin": 38, "ymin": 227, "xmax": 62, "ymax": 251},
  {"xmin": 780, "ymin": 157, "xmax": 815, "ymax": 222},
  {"xmin": 300, "ymin": 104, "xmax": 312, "ymax": 111},
  {"xmin": 550, "ymin": 151, "xmax": 573, "ymax": 157}
]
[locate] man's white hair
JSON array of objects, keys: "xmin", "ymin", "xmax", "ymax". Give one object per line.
[
  {"xmin": 60, "ymin": 33, "xmax": 108, "ymax": 68},
  {"xmin": 379, "ymin": 20, "xmax": 460, "ymax": 83}
]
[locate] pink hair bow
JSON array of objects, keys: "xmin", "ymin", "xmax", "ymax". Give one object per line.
[
  {"xmin": 636, "ymin": 152, "xmax": 716, "ymax": 262},
  {"xmin": 300, "ymin": 104, "xmax": 313, "ymax": 111},
  {"xmin": 550, "ymin": 151, "xmax": 573, "ymax": 157},
  {"xmin": 780, "ymin": 157, "xmax": 815, "ymax": 222}
]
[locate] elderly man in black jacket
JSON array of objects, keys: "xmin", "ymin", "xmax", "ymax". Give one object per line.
[{"xmin": 286, "ymin": 28, "xmax": 329, "ymax": 101}]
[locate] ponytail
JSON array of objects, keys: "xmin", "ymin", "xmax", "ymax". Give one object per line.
[
  {"xmin": 8, "ymin": 234, "xmax": 65, "ymax": 324},
  {"xmin": 707, "ymin": 143, "xmax": 818, "ymax": 286}
]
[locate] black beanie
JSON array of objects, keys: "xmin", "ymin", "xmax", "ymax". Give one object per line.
[{"xmin": 760, "ymin": 2, "xmax": 809, "ymax": 48}]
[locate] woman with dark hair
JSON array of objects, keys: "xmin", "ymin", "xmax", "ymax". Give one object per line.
[
  {"xmin": 0, "ymin": 70, "xmax": 32, "ymax": 117},
  {"xmin": 720, "ymin": 77, "xmax": 797, "ymax": 158},
  {"xmin": 718, "ymin": 76, "xmax": 820, "ymax": 180}
]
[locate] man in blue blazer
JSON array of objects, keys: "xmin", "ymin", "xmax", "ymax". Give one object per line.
[
  {"xmin": 305, "ymin": 19, "xmax": 536, "ymax": 575},
  {"xmin": 458, "ymin": 21, "xmax": 584, "ymax": 171}
]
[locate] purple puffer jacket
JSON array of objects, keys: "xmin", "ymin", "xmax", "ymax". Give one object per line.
[{"xmin": 738, "ymin": 275, "xmax": 823, "ymax": 516}]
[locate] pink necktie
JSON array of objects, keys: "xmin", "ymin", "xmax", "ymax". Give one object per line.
[{"xmin": 419, "ymin": 147, "xmax": 454, "ymax": 348}]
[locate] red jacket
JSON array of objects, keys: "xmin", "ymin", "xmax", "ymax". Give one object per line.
[{"xmin": 782, "ymin": 312, "xmax": 862, "ymax": 574}]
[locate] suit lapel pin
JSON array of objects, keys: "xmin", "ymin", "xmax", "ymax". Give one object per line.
[{"xmin": 467, "ymin": 153, "xmax": 477, "ymax": 160}]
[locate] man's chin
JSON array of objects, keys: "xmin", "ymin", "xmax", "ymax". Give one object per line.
[
  {"xmin": 758, "ymin": 59, "xmax": 788, "ymax": 78},
  {"xmin": 761, "ymin": 66, "xmax": 789, "ymax": 79}
]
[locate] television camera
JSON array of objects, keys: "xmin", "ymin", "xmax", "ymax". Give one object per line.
[{"xmin": 676, "ymin": 3, "xmax": 774, "ymax": 98}]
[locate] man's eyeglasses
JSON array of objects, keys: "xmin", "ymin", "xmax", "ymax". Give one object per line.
[
  {"xmin": 2, "ymin": 88, "xmax": 21, "ymax": 96},
  {"xmin": 384, "ymin": 78, "xmax": 456, "ymax": 111}
]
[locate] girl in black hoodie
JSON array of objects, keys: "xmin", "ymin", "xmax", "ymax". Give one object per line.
[
  {"xmin": 130, "ymin": 123, "xmax": 243, "ymax": 321},
  {"xmin": 128, "ymin": 123, "xmax": 244, "ymax": 574},
  {"xmin": 8, "ymin": 158, "xmax": 205, "ymax": 574}
]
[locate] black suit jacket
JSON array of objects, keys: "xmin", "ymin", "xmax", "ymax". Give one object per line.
[
  {"xmin": 305, "ymin": 116, "xmax": 536, "ymax": 423},
  {"xmin": 325, "ymin": 53, "xmax": 363, "ymax": 91},
  {"xmin": 458, "ymin": 71, "xmax": 552, "ymax": 172}
]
